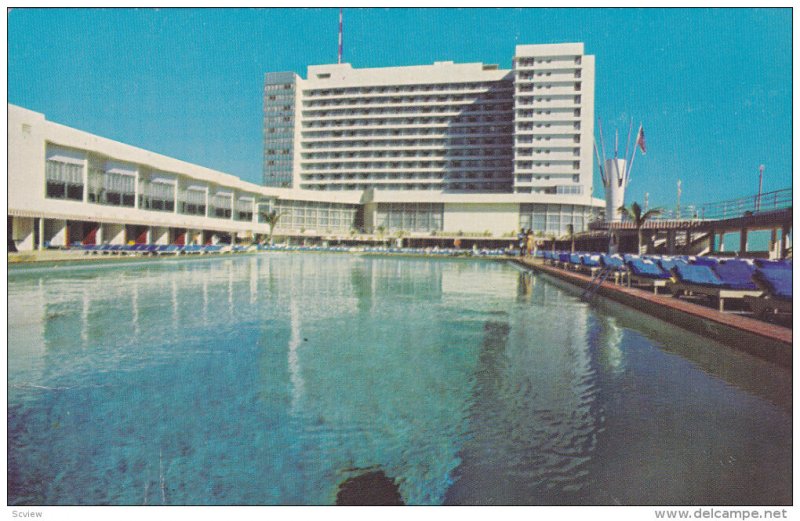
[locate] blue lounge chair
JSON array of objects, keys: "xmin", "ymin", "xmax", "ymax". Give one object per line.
[
  {"xmin": 713, "ymin": 260, "xmax": 757, "ymax": 290},
  {"xmin": 599, "ymin": 254, "xmax": 628, "ymax": 285},
  {"xmin": 754, "ymin": 259, "xmax": 792, "ymax": 270},
  {"xmin": 626, "ymin": 258, "xmax": 670, "ymax": 294},
  {"xmin": 670, "ymin": 263, "xmax": 762, "ymax": 312},
  {"xmin": 656, "ymin": 257, "xmax": 688, "ymax": 273},
  {"xmin": 577, "ymin": 253, "xmax": 602, "ymax": 276},
  {"xmin": 568, "ymin": 253, "xmax": 584, "ymax": 270},
  {"xmin": 692, "ymin": 256, "xmax": 720, "ymax": 267},
  {"xmin": 745, "ymin": 268, "xmax": 792, "ymax": 318}
]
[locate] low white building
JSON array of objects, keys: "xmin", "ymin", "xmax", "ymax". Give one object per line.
[{"xmin": 8, "ymin": 103, "xmax": 603, "ymax": 252}]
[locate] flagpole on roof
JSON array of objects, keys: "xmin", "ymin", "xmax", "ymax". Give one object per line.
[
  {"xmin": 627, "ymin": 123, "xmax": 644, "ymax": 187},
  {"xmin": 597, "ymin": 118, "xmax": 609, "ymax": 183},
  {"xmin": 623, "ymin": 117, "xmax": 633, "ymax": 184},
  {"xmin": 593, "ymin": 140, "xmax": 607, "ymax": 186}
]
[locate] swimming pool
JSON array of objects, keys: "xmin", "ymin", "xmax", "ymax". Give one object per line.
[{"xmin": 7, "ymin": 253, "xmax": 792, "ymax": 505}]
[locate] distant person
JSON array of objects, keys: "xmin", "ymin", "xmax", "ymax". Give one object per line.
[
  {"xmin": 517, "ymin": 229, "xmax": 526, "ymax": 257},
  {"xmin": 526, "ymin": 231, "xmax": 535, "ymax": 257}
]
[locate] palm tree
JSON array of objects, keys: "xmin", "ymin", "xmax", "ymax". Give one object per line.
[
  {"xmin": 618, "ymin": 202, "xmax": 662, "ymax": 254},
  {"xmin": 263, "ymin": 210, "xmax": 283, "ymax": 245},
  {"xmin": 565, "ymin": 224, "xmax": 575, "ymax": 253}
]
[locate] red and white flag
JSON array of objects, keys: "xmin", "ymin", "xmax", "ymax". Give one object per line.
[{"xmin": 636, "ymin": 125, "xmax": 646, "ymax": 155}]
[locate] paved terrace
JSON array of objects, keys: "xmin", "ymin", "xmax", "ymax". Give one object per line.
[{"xmin": 514, "ymin": 257, "xmax": 792, "ymax": 368}]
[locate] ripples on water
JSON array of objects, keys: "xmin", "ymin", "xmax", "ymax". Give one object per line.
[{"xmin": 7, "ymin": 254, "xmax": 792, "ymax": 505}]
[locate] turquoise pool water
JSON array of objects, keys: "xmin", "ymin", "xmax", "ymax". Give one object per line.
[{"xmin": 8, "ymin": 254, "xmax": 792, "ymax": 505}]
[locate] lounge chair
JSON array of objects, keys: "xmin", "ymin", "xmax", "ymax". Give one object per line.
[
  {"xmin": 600, "ymin": 254, "xmax": 629, "ymax": 285},
  {"xmin": 669, "ymin": 263, "xmax": 762, "ymax": 312},
  {"xmin": 656, "ymin": 257, "xmax": 688, "ymax": 273},
  {"xmin": 579, "ymin": 254, "xmax": 602, "ymax": 276},
  {"xmin": 745, "ymin": 267, "xmax": 792, "ymax": 318},
  {"xmin": 754, "ymin": 259, "xmax": 792, "ymax": 270},
  {"xmin": 713, "ymin": 259, "xmax": 758, "ymax": 290},
  {"xmin": 568, "ymin": 253, "xmax": 584, "ymax": 271},
  {"xmin": 156, "ymin": 245, "xmax": 183, "ymax": 255},
  {"xmin": 626, "ymin": 258, "xmax": 670, "ymax": 294},
  {"xmin": 692, "ymin": 256, "xmax": 720, "ymax": 267}
]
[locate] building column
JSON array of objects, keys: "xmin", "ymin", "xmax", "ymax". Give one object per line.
[
  {"xmin": 146, "ymin": 226, "xmax": 153, "ymax": 244},
  {"xmin": 707, "ymin": 229, "xmax": 715, "ymax": 255},
  {"xmin": 666, "ymin": 229, "xmax": 676, "ymax": 255},
  {"xmin": 134, "ymin": 167, "xmax": 140, "ymax": 209},
  {"xmin": 769, "ymin": 228, "xmax": 778, "ymax": 260},
  {"xmin": 718, "ymin": 232, "xmax": 725, "ymax": 252},
  {"xmin": 38, "ymin": 217, "xmax": 45, "ymax": 250},
  {"xmin": 82, "ymin": 158, "xmax": 89, "ymax": 202},
  {"xmin": 780, "ymin": 223, "xmax": 791, "ymax": 259},
  {"xmin": 96, "ymin": 223, "xmax": 104, "ymax": 245},
  {"xmin": 739, "ymin": 228, "xmax": 748, "ymax": 256}
]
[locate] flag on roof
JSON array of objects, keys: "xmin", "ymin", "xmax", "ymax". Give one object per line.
[{"xmin": 637, "ymin": 125, "xmax": 646, "ymax": 155}]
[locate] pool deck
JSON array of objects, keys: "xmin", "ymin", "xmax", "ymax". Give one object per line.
[{"xmin": 513, "ymin": 257, "xmax": 792, "ymax": 367}]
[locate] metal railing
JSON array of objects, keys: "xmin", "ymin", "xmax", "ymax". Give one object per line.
[
  {"xmin": 655, "ymin": 188, "xmax": 792, "ymax": 221},
  {"xmin": 590, "ymin": 188, "xmax": 792, "ymax": 224}
]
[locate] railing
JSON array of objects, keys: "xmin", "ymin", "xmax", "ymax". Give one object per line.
[
  {"xmin": 588, "ymin": 188, "xmax": 792, "ymax": 229},
  {"xmin": 655, "ymin": 188, "xmax": 791, "ymax": 221}
]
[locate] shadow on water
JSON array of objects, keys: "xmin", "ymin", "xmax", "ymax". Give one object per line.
[
  {"xmin": 534, "ymin": 270, "xmax": 792, "ymax": 413},
  {"xmin": 335, "ymin": 469, "xmax": 404, "ymax": 506}
]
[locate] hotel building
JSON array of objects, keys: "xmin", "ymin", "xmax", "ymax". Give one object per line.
[{"xmin": 8, "ymin": 42, "xmax": 604, "ymax": 251}]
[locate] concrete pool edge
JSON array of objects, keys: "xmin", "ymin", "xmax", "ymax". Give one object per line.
[{"xmin": 512, "ymin": 258, "xmax": 792, "ymax": 368}]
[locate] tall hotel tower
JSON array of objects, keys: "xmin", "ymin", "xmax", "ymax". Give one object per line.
[{"xmin": 263, "ymin": 42, "xmax": 601, "ymax": 235}]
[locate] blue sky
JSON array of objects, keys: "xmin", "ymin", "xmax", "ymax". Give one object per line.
[{"xmin": 8, "ymin": 8, "xmax": 792, "ymax": 209}]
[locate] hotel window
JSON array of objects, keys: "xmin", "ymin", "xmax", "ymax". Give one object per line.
[
  {"xmin": 235, "ymin": 197, "xmax": 254, "ymax": 222},
  {"xmin": 179, "ymin": 187, "xmax": 206, "ymax": 216},
  {"xmin": 102, "ymin": 172, "xmax": 136, "ymax": 207},
  {"xmin": 45, "ymin": 160, "xmax": 84, "ymax": 201},
  {"xmin": 141, "ymin": 180, "xmax": 176, "ymax": 212},
  {"xmin": 210, "ymin": 193, "xmax": 233, "ymax": 219}
]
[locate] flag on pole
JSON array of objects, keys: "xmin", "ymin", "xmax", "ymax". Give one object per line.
[{"xmin": 636, "ymin": 125, "xmax": 646, "ymax": 154}]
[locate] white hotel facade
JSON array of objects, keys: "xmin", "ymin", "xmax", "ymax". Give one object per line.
[{"xmin": 9, "ymin": 43, "xmax": 604, "ymax": 251}]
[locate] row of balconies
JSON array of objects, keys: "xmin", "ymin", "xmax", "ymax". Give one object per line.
[
  {"xmin": 512, "ymin": 99, "xmax": 582, "ymax": 110},
  {"xmin": 513, "ymin": 169, "xmax": 581, "ymax": 180},
  {"xmin": 514, "ymin": 69, "xmax": 580, "ymax": 80},
  {"xmin": 302, "ymin": 138, "xmax": 512, "ymax": 151},
  {"xmin": 300, "ymin": 170, "xmax": 512, "ymax": 182},
  {"xmin": 300, "ymin": 163, "xmax": 512, "ymax": 174},
  {"xmin": 299, "ymin": 182, "xmax": 512, "ymax": 192},
  {"xmin": 302, "ymin": 96, "xmax": 512, "ymax": 111},
  {"xmin": 510, "ymin": 84, "xmax": 581, "ymax": 97},
  {"xmin": 301, "ymin": 105, "xmax": 514, "ymax": 121},
  {"xmin": 513, "ymin": 110, "xmax": 582, "ymax": 121},
  {"xmin": 514, "ymin": 76, "xmax": 580, "ymax": 86},
  {"xmin": 301, "ymin": 112, "xmax": 512, "ymax": 127},
  {"xmin": 302, "ymin": 83, "xmax": 513, "ymax": 99},
  {"xmin": 300, "ymin": 148, "xmax": 511, "ymax": 160},
  {"xmin": 300, "ymin": 126, "xmax": 513, "ymax": 141},
  {"xmin": 301, "ymin": 119, "xmax": 513, "ymax": 132},
  {"xmin": 514, "ymin": 119, "xmax": 581, "ymax": 131},
  {"xmin": 514, "ymin": 55, "xmax": 582, "ymax": 68},
  {"xmin": 514, "ymin": 150, "xmax": 580, "ymax": 160}
]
